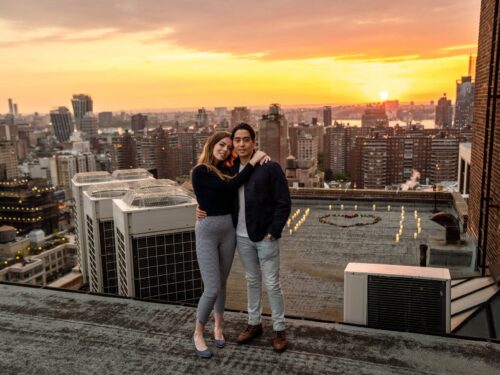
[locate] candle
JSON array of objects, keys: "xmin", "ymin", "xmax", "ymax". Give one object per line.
[
  {"xmin": 329, "ymin": 204, "xmax": 332, "ymax": 210},
  {"xmin": 354, "ymin": 205, "xmax": 358, "ymax": 211},
  {"xmin": 414, "ymin": 232, "xmax": 417, "ymax": 239},
  {"xmin": 289, "ymin": 229, "xmax": 293, "ymax": 235},
  {"xmin": 395, "ymin": 234, "xmax": 400, "ymax": 242},
  {"xmin": 388, "ymin": 205, "xmax": 391, "ymax": 211},
  {"xmin": 373, "ymin": 204, "xmax": 376, "ymax": 211},
  {"xmin": 341, "ymin": 204, "xmax": 344, "ymax": 210}
]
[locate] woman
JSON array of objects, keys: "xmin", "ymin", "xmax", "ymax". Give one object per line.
[{"xmin": 191, "ymin": 131, "xmax": 266, "ymax": 358}]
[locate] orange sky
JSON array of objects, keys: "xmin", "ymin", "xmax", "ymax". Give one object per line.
[{"xmin": 0, "ymin": 0, "xmax": 480, "ymax": 113}]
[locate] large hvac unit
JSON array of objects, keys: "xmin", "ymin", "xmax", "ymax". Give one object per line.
[{"xmin": 344, "ymin": 263, "xmax": 451, "ymax": 334}]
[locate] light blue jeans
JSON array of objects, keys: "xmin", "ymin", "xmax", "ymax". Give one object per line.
[{"xmin": 236, "ymin": 236, "xmax": 285, "ymax": 331}]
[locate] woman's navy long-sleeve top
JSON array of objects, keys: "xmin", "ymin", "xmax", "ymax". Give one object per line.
[{"xmin": 191, "ymin": 163, "xmax": 254, "ymax": 216}]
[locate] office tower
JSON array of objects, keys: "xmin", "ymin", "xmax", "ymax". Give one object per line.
[
  {"xmin": 8, "ymin": 98, "xmax": 13, "ymax": 115},
  {"xmin": 430, "ymin": 135, "xmax": 459, "ymax": 183},
  {"xmin": 54, "ymin": 151, "xmax": 97, "ymax": 197},
  {"xmin": 98, "ymin": 112, "xmax": 113, "ymax": 127},
  {"xmin": 454, "ymin": 76, "xmax": 475, "ymax": 128},
  {"xmin": 131, "ymin": 113, "xmax": 148, "ymax": 133},
  {"xmin": 469, "ymin": 0, "xmax": 500, "ymax": 267},
  {"xmin": 80, "ymin": 112, "xmax": 98, "ymax": 140},
  {"xmin": 0, "ymin": 123, "xmax": 18, "ymax": 142},
  {"xmin": 165, "ymin": 132, "xmax": 195, "ymax": 179},
  {"xmin": 214, "ymin": 107, "xmax": 227, "ymax": 119},
  {"xmin": 13, "ymin": 104, "xmax": 18, "ymax": 116},
  {"xmin": 71, "ymin": 94, "xmax": 93, "ymax": 129},
  {"xmin": 196, "ymin": 108, "xmax": 209, "ymax": 128},
  {"xmin": 231, "ymin": 106, "xmax": 251, "ymax": 126},
  {"xmin": 468, "ymin": 54, "xmax": 477, "ymax": 81},
  {"xmin": 0, "ymin": 178, "xmax": 58, "ymax": 235},
  {"xmin": 50, "ymin": 107, "xmax": 74, "ymax": 142},
  {"xmin": 0, "ymin": 142, "xmax": 19, "ymax": 181},
  {"xmin": 258, "ymin": 104, "xmax": 288, "ymax": 169},
  {"xmin": 323, "ymin": 106, "xmax": 332, "ymax": 127},
  {"xmin": 323, "ymin": 125, "xmax": 347, "ymax": 175},
  {"xmin": 111, "ymin": 131, "xmax": 137, "ymax": 170},
  {"xmin": 297, "ymin": 131, "xmax": 317, "ymax": 162},
  {"xmin": 136, "ymin": 135, "xmax": 157, "ymax": 173},
  {"xmin": 113, "ymin": 187, "xmax": 202, "ymax": 303},
  {"xmin": 435, "ymin": 94, "xmax": 453, "ymax": 128},
  {"xmin": 361, "ymin": 137, "xmax": 388, "ymax": 189},
  {"xmin": 361, "ymin": 104, "xmax": 389, "ymax": 127}
]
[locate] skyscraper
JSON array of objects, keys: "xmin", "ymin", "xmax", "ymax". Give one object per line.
[
  {"xmin": 131, "ymin": 113, "xmax": 148, "ymax": 133},
  {"xmin": 454, "ymin": 76, "xmax": 475, "ymax": 128},
  {"xmin": 80, "ymin": 112, "xmax": 98, "ymax": 140},
  {"xmin": 469, "ymin": 0, "xmax": 500, "ymax": 269},
  {"xmin": 435, "ymin": 94, "xmax": 453, "ymax": 128},
  {"xmin": 323, "ymin": 106, "xmax": 332, "ymax": 127},
  {"xmin": 258, "ymin": 104, "xmax": 288, "ymax": 169},
  {"xmin": 230, "ymin": 106, "xmax": 251, "ymax": 126},
  {"xmin": 361, "ymin": 104, "xmax": 388, "ymax": 127},
  {"xmin": 71, "ymin": 94, "xmax": 93, "ymax": 130},
  {"xmin": 0, "ymin": 142, "xmax": 19, "ymax": 181},
  {"xmin": 50, "ymin": 107, "xmax": 74, "ymax": 142},
  {"xmin": 7, "ymin": 98, "xmax": 13, "ymax": 115},
  {"xmin": 111, "ymin": 131, "xmax": 137, "ymax": 170},
  {"xmin": 195, "ymin": 108, "xmax": 209, "ymax": 128},
  {"xmin": 98, "ymin": 112, "xmax": 113, "ymax": 127}
]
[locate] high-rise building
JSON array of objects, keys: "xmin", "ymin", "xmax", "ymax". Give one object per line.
[
  {"xmin": 231, "ymin": 106, "xmax": 251, "ymax": 126},
  {"xmin": 454, "ymin": 76, "xmax": 475, "ymax": 128},
  {"xmin": 468, "ymin": 54, "xmax": 477, "ymax": 81},
  {"xmin": 165, "ymin": 132, "xmax": 195, "ymax": 179},
  {"xmin": 469, "ymin": 0, "xmax": 500, "ymax": 268},
  {"xmin": 71, "ymin": 94, "xmax": 93, "ymax": 130},
  {"xmin": 54, "ymin": 151, "xmax": 97, "ymax": 197},
  {"xmin": 458, "ymin": 142, "xmax": 471, "ymax": 196},
  {"xmin": 430, "ymin": 136, "xmax": 459, "ymax": 183},
  {"xmin": 258, "ymin": 104, "xmax": 288, "ymax": 169},
  {"xmin": 361, "ymin": 137, "xmax": 388, "ymax": 189},
  {"xmin": 112, "ymin": 187, "xmax": 202, "ymax": 303},
  {"xmin": 111, "ymin": 131, "xmax": 137, "ymax": 170},
  {"xmin": 80, "ymin": 112, "xmax": 98, "ymax": 140},
  {"xmin": 50, "ymin": 107, "xmax": 74, "ymax": 142},
  {"xmin": 323, "ymin": 106, "xmax": 332, "ymax": 127},
  {"xmin": 7, "ymin": 98, "xmax": 14, "ymax": 115},
  {"xmin": 323, "ymin": 125, "xmax": 346, "ymax": 175},
  {"xmin": 0, "ymin": 178, "xmax": 58, "ymax": 235},
  {"xmin": 195, "ymin": 108, "xmax": 209, "ymax": 128},
  {"xmin": 131, "ymin": 113, "xmax": 148, "ymax": 133},
  {"xmin": 98, "ymin": 112, "xmax": 113, "ymax": 127},
  {"xmin": 435, "ymin": 94, "xmax": 453, "ymax": 128},
  {"xmin": 297, "ymin": 131, "xmax": 317, "ymax": 162},
  {"xmin": 0, "ymin": 142, "xmax": 19, "ymax": 181},
  {"xmin": 361, "ymin": 104, "xmax": 388, "ymax": 127}
]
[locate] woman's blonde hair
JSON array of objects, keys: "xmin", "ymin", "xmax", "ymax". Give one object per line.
[{"xmin": 196, "ymin": 131, "xmax": 234, "ymax": 180}]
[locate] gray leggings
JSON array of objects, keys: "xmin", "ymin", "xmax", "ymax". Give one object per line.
[{"xmin": 195, "ymin": 214, "xmax": 236, "ymax": 325}]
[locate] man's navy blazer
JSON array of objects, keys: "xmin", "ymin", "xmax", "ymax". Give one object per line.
[{"xmin": 230, "ymin": 158, "xmax": 291, "ymax": 242}]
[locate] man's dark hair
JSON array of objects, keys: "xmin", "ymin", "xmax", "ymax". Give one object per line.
[{"xmin": 231, "ymin": 123, "xmax": 256, "ymax": 141}]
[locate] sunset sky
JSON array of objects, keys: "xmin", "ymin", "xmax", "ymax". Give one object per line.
[{"xmin": 0, "ymin": 0, "xmax": 480, "ymax": 113}]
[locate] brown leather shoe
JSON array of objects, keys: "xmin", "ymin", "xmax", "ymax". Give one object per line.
[
  {"xmin": 273, "ymin": 330, "xmax": 288, "ymax": 352},
  {"xmin": 236, "ymin": 324, "xmax": 263, "ymax": 344}
]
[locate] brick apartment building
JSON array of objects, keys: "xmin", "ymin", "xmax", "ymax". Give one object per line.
[{"xmin": 469, "ymin": 0, "xmax": 500, "ymax": 269}]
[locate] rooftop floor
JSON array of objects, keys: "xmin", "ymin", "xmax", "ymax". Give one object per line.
[
  {"xmin": 0, "ymin": 283, "xmax": 498, "ymax": 375},
  {"xmin": 227, "ymin": 199, "xmax": 473, "ymax": 321}
]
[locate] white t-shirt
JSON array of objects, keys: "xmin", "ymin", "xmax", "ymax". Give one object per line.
[{"xmin": 236, "ymin": 163, "xmax": 249, "ymax": 237}]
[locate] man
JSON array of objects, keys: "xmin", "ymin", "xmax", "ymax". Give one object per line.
[{"xmin": 230, "ymin": 123, "xmax": 291, "ymax": 352}]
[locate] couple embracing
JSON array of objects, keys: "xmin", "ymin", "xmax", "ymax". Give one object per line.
[{"xmin": 191, "ymin": 123, "xmax": 291, "ymax": 358}]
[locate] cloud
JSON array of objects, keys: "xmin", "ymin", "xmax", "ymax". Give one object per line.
[{"xmin": 0, "ymin": 0, "xmax": 480, "ymax": 60}]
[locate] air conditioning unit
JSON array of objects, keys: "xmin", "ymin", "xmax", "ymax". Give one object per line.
[{"xmin": 344, "ymin": 263, "xmax": 451, "ymax": 334}]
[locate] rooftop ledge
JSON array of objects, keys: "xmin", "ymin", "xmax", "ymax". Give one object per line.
[{"xmin": 0, "ymin": 283, "xmax": 498, "ymax": 374}]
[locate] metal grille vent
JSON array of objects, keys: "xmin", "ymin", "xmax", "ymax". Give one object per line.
[{"xmin": 367, "ymin": 275, "xmax": 447, "ymax": 334}]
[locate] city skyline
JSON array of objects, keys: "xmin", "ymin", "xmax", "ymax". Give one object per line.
[{"xmin": 0, "ymin": 1, "xmax": 480, "ymax": 113}]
